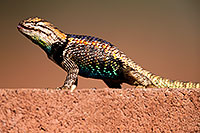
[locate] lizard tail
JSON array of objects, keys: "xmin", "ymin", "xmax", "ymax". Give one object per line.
[
  {"xmin": 122, "ymin": 56, "xmax": 199, "ymax": 88},
  {"xmin": 145, "ymin": 73, "xmax": 200, "ymax": 88}
]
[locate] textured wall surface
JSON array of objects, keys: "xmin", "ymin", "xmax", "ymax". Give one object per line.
[{"xmin": 0, "ymin": 88, "xmax": 199, "ymax": 132}]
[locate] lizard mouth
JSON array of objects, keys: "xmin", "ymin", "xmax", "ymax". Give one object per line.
[
  {"xmin": 17, "ymin": 24, "xmax": 26, "ymax": 33},
  {"xmin": 17, "ymin": 24, "xmax": 22, "ymax": 30},
  {"xmin": 17, "ymin": 23, "xmax": 27, "ymax": 30},
  {"xmin": 17, "ymin": 22, "xmax": 33, "ymax": 32},
  {"xmin": 17, "ymin": 23, "xmax": 34, "ymax": 40}
]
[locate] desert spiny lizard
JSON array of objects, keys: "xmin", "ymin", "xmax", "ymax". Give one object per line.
[{"xmin": 17, "ymin": 16, "xmax": 199, "ymax": 91}]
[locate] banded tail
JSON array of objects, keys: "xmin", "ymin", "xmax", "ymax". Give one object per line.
[
  {"xmin": 122, "ymin": 56, "xmax": 199, "ymax": 88},
  {"xmin": 144, "ymin": 69, "xmax": 199, "ymax": 88}
]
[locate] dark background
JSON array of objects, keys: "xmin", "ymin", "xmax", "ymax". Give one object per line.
[{"xmin": 0, "ymin": 0, "xmax": 199, "ymax": 89}]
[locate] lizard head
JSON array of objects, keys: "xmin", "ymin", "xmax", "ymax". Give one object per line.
[{"xmin": 17, "ymin": 16, "xmax": 66, "ymax": 53}]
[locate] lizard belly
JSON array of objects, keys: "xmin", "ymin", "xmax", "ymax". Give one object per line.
[
  {"xmin": 74, "ymin": 56, "xmax": 123, "ymax": 79},
  {"xmin": 78, "ymin": 64, "xmax": 122, "ymax": 79}
]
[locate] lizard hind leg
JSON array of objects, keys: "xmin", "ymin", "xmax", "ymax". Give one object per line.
[
  {"xmin": 103, "ymin": 79, "xmax": 122, "ymax": 89},
  {"xmin": 123, "ymin": 69, "xmax": 153, "ymax": 88}
]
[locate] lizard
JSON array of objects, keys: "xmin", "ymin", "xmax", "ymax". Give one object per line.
[{"xmin": 17, "ymin": 16, "xmax": 199, "ymax": 92}]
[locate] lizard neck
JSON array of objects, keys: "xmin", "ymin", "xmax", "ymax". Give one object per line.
[
  {"xmin": 38, "ymin": 33, "xmax": 69, "ymax": 55},
  {"xmin": 47, "ymin": 38, "xmax": 68, "ymax": 65},
  {"xmin": 37, "ymin": 41, "xmax": 52, "ymax": 54},
  {"xmin": 36, "ymin": 34, "xmax": 68, "ymax": 55}
]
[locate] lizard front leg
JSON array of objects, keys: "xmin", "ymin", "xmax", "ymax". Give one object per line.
[{"xmin": 59, "ymin": 57, "xmax": 79, "ymax": 92}]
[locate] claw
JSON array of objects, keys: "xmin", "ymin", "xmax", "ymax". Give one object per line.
[
  {"xmin": 70, "ymin": 85, "xmax": 77, "ymax": 92},
  {"xmin": 55, "ymin": 85, "xmax": 76, "ymax": 92}
]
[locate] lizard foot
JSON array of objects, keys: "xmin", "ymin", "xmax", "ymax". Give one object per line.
[{"xmin": 55, "ymin": 85, "xmax": 77, "ymax": 92}]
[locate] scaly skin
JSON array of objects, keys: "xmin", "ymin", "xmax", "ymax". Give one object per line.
[{"xmin": 17, "ymin": 17, "xmax": 199, "ymax": 91}]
